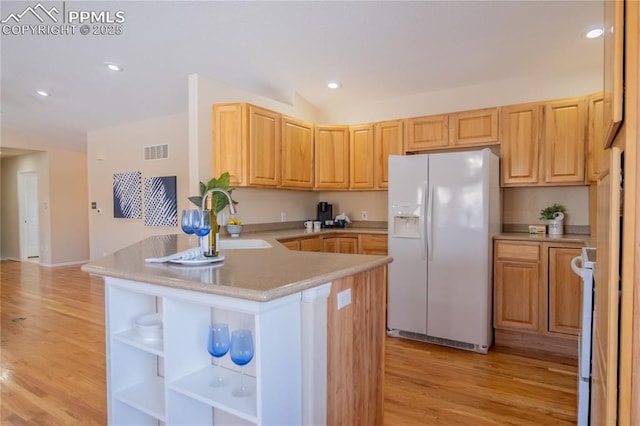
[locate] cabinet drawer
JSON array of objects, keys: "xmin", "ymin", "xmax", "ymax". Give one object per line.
[
  {"xmin": 495, "ymin": 241, "xmax": 540, "ymax": 261},
  {"xmin": 359, "ymin": 234, "xmax": 388, "ymax": 255}
]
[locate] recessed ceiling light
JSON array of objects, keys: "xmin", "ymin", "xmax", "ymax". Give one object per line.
[
  {"xmin": 586, "ymin": 26, "xmax": 604, "ymax": 39},
  {"xmin": 327, "ymin": 81, "xmax": 341, "ymax": 89},
  {"xmin": 105, "ymin": 63, "xmax": 123, "ymax": 72},
  {"xmin": 35, "ymin": 90, "xmax": 50, "ymax": 97}
]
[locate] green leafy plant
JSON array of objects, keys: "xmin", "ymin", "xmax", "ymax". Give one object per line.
[
  {"xmin": 539, "ymin": 203, "xmax": 566, "ymax": 221},
  {"xmin": 188, "ymin": 172, "xmax": 238, "ymax": 213}
]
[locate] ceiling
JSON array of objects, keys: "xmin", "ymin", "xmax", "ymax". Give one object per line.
[{"xmin": 0, "ymin": 1, "xmax": 603, "ymax": 155}]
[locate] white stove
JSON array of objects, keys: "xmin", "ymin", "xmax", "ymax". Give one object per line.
[{"xmin": 571, "ymin": 247, "xmax": 596, "ymax": 426}]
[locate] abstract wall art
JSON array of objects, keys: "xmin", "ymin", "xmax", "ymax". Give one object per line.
[
  {"xmin": 144, "ymin": 176, "xmax": 177, "ymax": 227},
  {"xmin": 113, "ymin": 171, "xmax": 142, "ymax": 219}
]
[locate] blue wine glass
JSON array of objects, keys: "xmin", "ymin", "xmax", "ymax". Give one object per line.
[
  {"xmin": 207, "ymin": 323, "xmax": 230, "ymax": 387},
  {"xmin": 192, "ymin": 210, "xmax": 212, "ymax": 256},
  {"xmin": 181, "ymin": 209, "xmax": 197, "ymax": 246},
  {"xmin": 230, "ymin": 329, "xmax": 254, "ymax": 397}
]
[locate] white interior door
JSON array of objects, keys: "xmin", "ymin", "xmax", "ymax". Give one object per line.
[{"xmin": 19, "ymin": 171, "xmax": 39, "ymax": 260}]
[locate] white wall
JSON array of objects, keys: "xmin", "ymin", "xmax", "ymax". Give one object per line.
[
  {"xmin": 87, "ymin": 113, "xmax": 189, "ymax": 258},
  {"xmin": 320, "ymin": 68, "xmax": 603, "ymax": 124},
  {"xmin": 0, "ymin": 149, "xmax": 89, "ymax": 265},
  {"xmin": 502, "ymin": 186, "xmax": 589, "ymax": 227}
]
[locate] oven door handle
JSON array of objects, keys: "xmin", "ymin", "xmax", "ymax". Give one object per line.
[{"xmin": 571, "ymin": 256, "xmax": 584, "ymax": 276}]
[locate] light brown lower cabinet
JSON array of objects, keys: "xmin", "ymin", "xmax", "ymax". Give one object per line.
[
  {"xmin": 323, "ymin": 236, "xmax": 358, "ymax": 254},
  {"xmin": 279, "ymin": 233, "xmax": 387, "ymax": 256},
  {"xmin": 493, "ymin": 239, "xmax": 584, "ymax": 359}
]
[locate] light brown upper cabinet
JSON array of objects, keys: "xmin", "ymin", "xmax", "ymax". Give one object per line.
[
  {"xmin": 587, "ymin": 92, "xmax": 606, "ymax": 183},
  {"xmin": 501, "ymin": 97, "xmax": 586, "ymax": 187},
  {"xmin": 213, "ymin": 103, "xmax": 280, "ymax": 187},
  {"xmin": 315, "ymin": 125, "xmax": 350, "ymax": 189},
  {"xmin": 249, "ymin": 105, "xmax": 280, "ymax": 186},
  {"xmin": 349, "ymin": 124, "xmax": 375, "ymax": 189},
  {"xmin": 543, "ymin": 97, "xmax": 586, "ymax": 184},
  {"xmin": 213, "ymin": 103, "xmax": 247, "ymax": 186},
  {"xmin": 281, "ymin": 116, "xmax": 314, "ymax": 189},
  {"xmin": 405, "ymin": 108, "xmax": 499, "ymax": 153},
  {"xmin": 603, "ymin": 0, "xmax": 624, "ymax": 148},
  {"xmin": 449, "ymin": 107, "xmax": 499, "ymax": 147},
  {"xmin": 500, "ymin": 103, "xmax": 542, "ymax": 186},
  {"xmin": 405, "ymin": 114, "xmax": 449, "ymax": 151},
  {"xmin": 374, "ymin": 120, "xmax": 404, "ymax": 189}
]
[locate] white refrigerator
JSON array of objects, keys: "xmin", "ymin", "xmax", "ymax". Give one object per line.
[{"xmin": 387, "ymin": 149, "xmax": 500, "ymax": 353}]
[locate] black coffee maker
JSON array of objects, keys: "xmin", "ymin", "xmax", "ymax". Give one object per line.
[{"xmin": 317, "ymin": 202, "xmax": 333, "ymax": 228}]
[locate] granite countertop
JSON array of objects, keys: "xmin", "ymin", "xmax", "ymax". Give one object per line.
[
  {"xmin": 81, "ymin": 231, "xmax": 392, "ymax": 302},
  {"xmin": 494, "ymin": 232, "xmax": 593, "ymax": 246}
]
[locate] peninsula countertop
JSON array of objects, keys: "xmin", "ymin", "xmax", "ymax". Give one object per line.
[{"xmin": 81, "ymin": 232, "xmax": 392, "ymax": 302}]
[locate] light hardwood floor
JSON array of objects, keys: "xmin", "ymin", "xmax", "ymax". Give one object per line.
[{"xmin": 0, "ymin": 261, "xmax": 578, "ymax": 425}]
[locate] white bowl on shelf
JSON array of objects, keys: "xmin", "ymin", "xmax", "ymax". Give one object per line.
[
  {"xmin": 226, "ymin": 224, "xmax": 243, "ymax": 237},
  {"xmin": 134, "ymin": 312, "xmax": 162, "ymax": 341}
]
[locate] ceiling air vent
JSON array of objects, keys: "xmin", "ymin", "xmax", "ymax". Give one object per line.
[{"xmin": 144, "ymin": 144, "xmax": 169, "ymax": 161}]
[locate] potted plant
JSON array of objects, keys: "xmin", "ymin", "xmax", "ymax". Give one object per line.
[
  {"xmin": 539, "ymin": 203, "xmax": 566, "ymax": 235},
  {"xmin": 188, "ymin": 172, "xmax": 237, "ymax": 213}
]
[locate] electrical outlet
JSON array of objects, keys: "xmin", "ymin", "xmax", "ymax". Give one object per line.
[
  {"xmin": 280, "ymin": 211, "xmax": 287, "ymax": 222},
  {"xmin": 337, "ymin": 288, "xmax": 352, "ymax": 310},
  {"xmin": 361, "ymin": 210, "xmax": 368, "ymax": 221}
]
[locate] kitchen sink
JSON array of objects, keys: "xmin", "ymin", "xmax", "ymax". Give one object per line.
[{"xmin": 218, "ymin": 239, "xmax": 272, "ymax": 249}]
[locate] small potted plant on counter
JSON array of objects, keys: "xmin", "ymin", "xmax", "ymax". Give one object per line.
[{"xmin": 539, "ymin": 203, "xmax": 566, "ymax": 236}]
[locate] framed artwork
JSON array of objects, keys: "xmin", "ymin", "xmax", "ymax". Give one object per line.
[
  {"xmin": 144, "ymin": 176, "xmax": 177, "ymax": 227},
  {"xmin": 113, "ymin": 171, "xmax": 142, "ymax": 219}
]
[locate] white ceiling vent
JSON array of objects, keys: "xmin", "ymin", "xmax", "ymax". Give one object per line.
[{"xmin": 144, "ymin": 144, "xmax": 169, "ymax": 161}]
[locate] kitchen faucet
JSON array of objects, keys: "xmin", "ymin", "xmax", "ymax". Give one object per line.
[{"xmin": 201, "ymin": 187, "xmax": 237, "ymax": 215}]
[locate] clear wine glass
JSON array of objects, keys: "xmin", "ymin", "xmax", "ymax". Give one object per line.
[
  {"xmin": 207, "ymin": 323, "xmax": 230, "ymax": 387},
  {"xmin": 192, "ymin": 210, "xmax": 212, "ymax": 256},
  {"xmin": 230, "ymin": 329, "xmax": 254, "ymax": 397},
  {"xmin": 181, "ymin": 209, "xmax": 197, "ymax": 246}
]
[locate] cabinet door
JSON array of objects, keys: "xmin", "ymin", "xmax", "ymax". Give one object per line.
[
  {"xmin": 300, "ymin": 237, "xmax": 323, "ymax": 252},
  {"xmin": 323, "ymin": 237, "xmax": 337, "ymax": 253},
  {"xmin": 280, "ymin": 240, "xmax": 300, "ymax": 251},
  {"xmin": 602, "ymin": 0, "xmax": 624, "ymax": 148},
  {"xmin": 373, "ymin": 120, "xmax": 404, "ymax": 189},
  {"xmin": 548, "ymin": 247, "xmax": 583, "ymax": 335},
  {"xmin": 249, "ymin": 105, "xmax": 280, "ymax": 187},
  {"xmin": 359, "ymin": 234, "xmax": 388, "ymax": 255},
  {"xmin": 500, "ymin": 103, "xmax": 542, "ymax": 186},
  {"xmin": 315, "ymin": 126, "xmax": 349, "ymax": 189},
  {"xmin": 349, "ymin": 124, "xmax": 374, "ymax": 189},
  {"xmin": 543, "ymin": 97, "xmax": 587, "ymax": 184},
  {"xmin": 213, "ymin": 103, "xmax": 247, "ymax": 186},
  {"xmin": 281, "ymin": 116, "xmax": 314, "ymax": 189},
  {"xmin": 405, "ymin": 114, "xmax": 449, "ymax": 151},
  {"xmin": 337, "ymin": 237, "xmax": 358, "ymax": 254},
  {"xmin": 449, "ymin": 107, "xmax": 499, "ymax": 147},
  {"xmin": 494, "ymin": 260, "xmax": 540, "ymax": 331},
  {"xmin": 323, "ymin": 237, "xmax": 357, "ymax": 254},
  {"xmin": 587, "ymin": 93, "xmax": 605, "ymax": 183}
]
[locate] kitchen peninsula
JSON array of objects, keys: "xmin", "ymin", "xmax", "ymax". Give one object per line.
[{"xmin": 82, "ymin": 233, "xmax": 390, "ymax": 426}]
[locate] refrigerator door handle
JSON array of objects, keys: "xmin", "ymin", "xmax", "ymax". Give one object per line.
[
  {"xmin": 419, "ymin": 184, "xmax": 427, "ymax": 260},
  {"xmin": 426, "ymin": 184, "xmax": 434, "ymax": 261}
]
